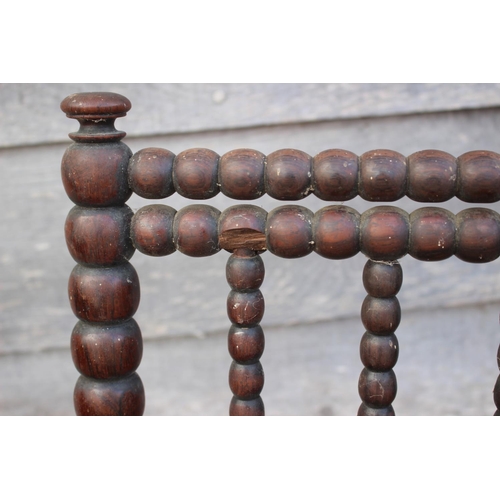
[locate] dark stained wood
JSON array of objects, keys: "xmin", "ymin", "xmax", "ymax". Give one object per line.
[
  {"xmin": 173, "ymin": 148, "xmax": 220, "ymax": 199},
  {"xmin": 62, "ymin": 92, "xmax": 144, "ymax": 416},
  {"xmin": 128, "ymin": 147, "xmax": 176, "ymax": 199},
  {"xmin": 494, "ymin": 375, "xmax": 500, "ymax": 412},
  {"xmin": 173, "ymin": 204, "xmax": 221, "ymax": 257},
  {"xmin": 65, "ymin": 205, "xmax": 135, "ymax": 265},
  {"xmin": 407, "ymin": 150, "xmax": 457, "ymax": 202},
  {"xmin": 218, "ymin": 205, "xmax": 267, "ymax": 252},
  {"xmin": 358, "ymin": 403, "xmax": 395, "ymax": 416},
  {"xmin": 312, "ymin": 149, "xmax": 358, "ymax": 201},
  {"xmin": 229, "ymin": 396, "xmax": 265, "ymax": 416},
  {"xmin": 358, "ymin": 368, "xmax": 397, "ymax": 409},
  {"xmin": 265, "ymin": 149, "xmax": 312, "ymax": 200},
  {"xmin": 458, "ymin": 151, "xmax": 500, "ymax": 203},
  {"xmin": 60, "ymin": 92, "xmax": 131, "ymax": 143},
  {"xmin": 131, "ymin": 204, "xmax": 177, "ymax": 256},
  {"xmin": 227, "ymin": 290, "xmax": 265, "ymax": 327},
  {"xmin": 228, "ymin": 325, "xmax": 265, "ymax": 365},
  {"xmin": 71, "ymin": 319, "xmax": 143, "ymax": 379},
  {"xmin": 360, "ymin": 207, "xmax": 410, "ymax": 261},
  {"xmin": 68, "ymin": 263, "xmax": 140, "ymax": 322},
  {"xmin": 61, "ymin": 92, "xmax": 131, "ymax": 118},
  {"xmin": 219, "ymin": 149, "xmax": 266, "ymax": 200},
  {"xmin": 362, "ymin": 260, "xmax": 402, "ymax": 297},
  {"xmin": 313, "ymin": 205, "xmax": 360, "ymax": 259},
  {"xmin": 359, "ymin": 149, "xmax": 407, "ymax": 202},
  {"xmin": 455, "ymin": 208, "xmax": 500, "ymax": 263},
  {"xmin": 266, "ymin": 205, "xmax": 314, "ymax": 258},
  {"xmin": 358, "ymin": 259, "xmax": 402, "ymax": 415},
  {"xmin": 360, "ymin": 332, "xmax": 399, "ymax": 372},
  {"xmin": 409, "ymin": 208, "xmax": 456, "ymax": 261},
  {"xmin": 226, "ymin": 251, "xmax": 265, "ymax": 291},
  {"xmin": 361, "ymin": 296, "xmax": 402, "ymax": 335},
  {"xmin": 74, "ymin": 373, "xmax": 145, "ymax": 416},
  {"xmin": 226, "ymin": 237, "xmax": 266, "ymax": 416},
  {"xmin": 61, "ymin": 142, "xmax": 133, "ymax": 206},
  {"xmin": 123, "ymin": 144, "xmax": 500, "ymax": 205},
  {"xmin": 229, "ymin": 361, "xmax": 265, "ymax": 400}
]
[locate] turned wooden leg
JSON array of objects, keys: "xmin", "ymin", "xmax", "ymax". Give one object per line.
[{"xmin": 61, "ymin": 92, "xmax": 145, "ymax": 415}]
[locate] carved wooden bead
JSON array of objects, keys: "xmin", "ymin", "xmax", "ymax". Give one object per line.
[
  {"xmin": 229, "ymin": 361, "xmax": 264, "ymax": 400},
  {"xmin": 218, "ymin": 205, "xmax": 267, "ymax": 253},
  {"xmin": 68, "ymin": 263, "xmax": 140, "ymax": 322},
  {"xmin": 228, "ymin": 325, "xmax": 265, "ymax": 364},
  {"xmin": 362, "ymin": 260, "xmax": 402, "ymax": 297},
  {"xmin": 359, "ymin": 150, "xmax": 407, "ymax": 201},
  {"xmin": 361, "ymin": 296, "xmax": 401, "ymax": 335},
  {"xmin": 266, "ymin": 149, "xmax": 312, "ymax": 200},
  {"xmin": 266, "ymin": 205, "xmax": 314, "ymax": 258},
  {"xmin": 458, "ymin": 151, "xmax": 500, "ymax": 203},
  {"xmin": 358, "ymin": 368, "xmax": 397, "ymax": 409},
  {"xmin": 312, "ymin": 149, "xmax": 358, "ymax": 201},
  {"xmin": 358, "ymin": 403, "xmax": 395, "ymax": 416},
  {"xmin": 128, "ymin": 148, "xmax": 175, "ymax": 199},
  {"xmin": 74, "ymin": 373, "xmax": 145, "ymax": 416},
  {"xmin": 173, "ymin": 148, "xmax": 220, "ymax": 199},
  {"xmin": 407, "ymin": 150, "xmax": 457, "ymax": 202},
  {"xmin": 360, "ymin": 207, "xmax": 409, "ymax": 261},
  {"xmin": 65, "ymin": 205, "xmax": 135, "ymax": 265},
  {"xmin": 219, "ymin": 149, "xmax": 265, "ymax": 199},
  {"xmin": 226, "ymin": 252, "xmax": 265, "ymax": 291},
  {"xmin": 60, "ymin": 92, "xmax": 131, "ymax": 142},
  {"xmin": 227, "ymin": 290, "xmax": 265, "ymax": 327},
  {"xmin": 313, "ymin": 206, "xmax": 360, "ymax": 259},
  {"xmin": 360, "ymin": 332, "xmax": 399, "ymax": 372},
  {"xmin": 131, "ymin": 204, "xmax": 177, "ymax": 257},
  {"xmin": 173, "ymin": 205, "xmax": 221, "ymax": 257},
  {"xmin": 61, "ymin": 142, "xmax": 133, "ymax": 207},
  {"xmin": 409, "ymin": 207, "xmax": 456, "ymax": 261},
  {"xmin": 456, "ymin": 208, "xmax": 500, "ymax": 263},
  {"xmin": 229, "ymin": 396, "xmax": 265, "ymax": 416},
  {"xmin": 71, "ymin": 319, "xmax": 142, "ymax": 379}
]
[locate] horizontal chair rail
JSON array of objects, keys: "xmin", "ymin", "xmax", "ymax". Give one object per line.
[
  {"xmin": 126, "ymin": 147, "xmax": 500, "ymax": 204},
  {"xmin": 65, "ymin": 203, "xmax": 500, "ymax": 263}
]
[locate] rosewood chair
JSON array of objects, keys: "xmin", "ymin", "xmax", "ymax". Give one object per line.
[{"xmin": 60, "ymin": 92, "xmax": 500, "ymax": 416}]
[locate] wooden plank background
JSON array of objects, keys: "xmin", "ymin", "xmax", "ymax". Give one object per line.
[{"xmin": 1, "ymin": 83, "xmax": 500, "ymax": 415}]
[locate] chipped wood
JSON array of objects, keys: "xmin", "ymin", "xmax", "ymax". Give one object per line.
[{"xmin": 219, "ymin": 228, "xmax": 267, "ymax": 251}]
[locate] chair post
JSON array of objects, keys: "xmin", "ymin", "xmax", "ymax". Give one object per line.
[{"xmin": 61, "ymin": 92, "xmax": 145, "ymax": 415}]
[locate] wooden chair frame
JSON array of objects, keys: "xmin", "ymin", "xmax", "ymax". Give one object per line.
[{"xmin": 61, "ymin": 92, "xmax": 500, "ymax": 416}]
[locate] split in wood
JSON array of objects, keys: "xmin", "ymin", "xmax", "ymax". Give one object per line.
[{"xmin": 219, "ymin": 228, "xmax": 267, "ymax": 252}]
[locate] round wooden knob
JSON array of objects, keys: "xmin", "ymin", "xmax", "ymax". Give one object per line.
[
  {"xmin": 60, "ymin": 92, "xmax": 131, "ymax": 142},
  {"xmin": 61, "ymin": 92, "xmax": 131, "ymax": 118}
]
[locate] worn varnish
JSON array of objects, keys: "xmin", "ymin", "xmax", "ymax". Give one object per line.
[{"xmin": 62, "ymin": 91, "xmax": 500, "ymax": 416}]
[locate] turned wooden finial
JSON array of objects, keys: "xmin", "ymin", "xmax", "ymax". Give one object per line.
[{"xmin": 60, "ymin": 92, "xmax": 132, "ymax": 142}]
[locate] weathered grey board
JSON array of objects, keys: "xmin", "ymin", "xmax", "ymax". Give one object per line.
[
  {"xmin": 2, "ymin": 106, "xmax": 500, "ymax": 355},
  {"xmin": 2, "ymin": 83, "xmax": 500, "ymax": 148},
  {"xmin": 0, "ymin": 303, "xmax": 496, "ymax": 416}
]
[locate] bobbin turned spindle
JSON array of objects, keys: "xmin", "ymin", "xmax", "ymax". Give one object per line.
[
  {"xmin": 220, "ymin": 205, "xmax": 267, "ymax": 415},
  {"xmin": 61, "ymin": 92, "xmax": 145, "ymax": 416},
  {"xmin": 358, "ymin": 260, "xmax": 402, "ymax": 416}
]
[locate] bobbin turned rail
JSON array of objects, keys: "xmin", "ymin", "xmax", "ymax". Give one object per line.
[{"xmin": 61, "ymin": 92, "xmax": 500, "ymax": 416}]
